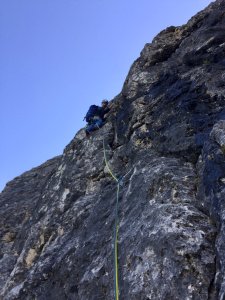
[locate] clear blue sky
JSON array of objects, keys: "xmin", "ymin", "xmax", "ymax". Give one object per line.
[{"xmin": 0, "ymin": 0, "xmax": 213, "ymax": 191}]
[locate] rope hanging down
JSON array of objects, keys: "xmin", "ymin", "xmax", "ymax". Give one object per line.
[
  {"xmin": 103, "ymin": 137, "xmax": 133, "ymax": 300},
  {"xmin": 103, "ymin": 138, "xmax": 120, "ymax": 300}
]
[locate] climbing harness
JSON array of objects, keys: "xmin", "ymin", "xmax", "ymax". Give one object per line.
[{"xmin": 103, "ymin": 137, "xmax": 133, "ymax": 300}]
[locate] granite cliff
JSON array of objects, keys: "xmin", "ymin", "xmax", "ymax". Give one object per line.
[{"xmin": 1, "ymin": 0, "xmax": 225, "ymax": 299}]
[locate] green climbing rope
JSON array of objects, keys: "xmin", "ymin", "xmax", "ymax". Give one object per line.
[
  {"xmin": 103, "ymin": 139, "xmax": 119, "ymax": 183},
  {"xmin": 103, "ymin": 138, "xmax": 120, "ymax": 300}
]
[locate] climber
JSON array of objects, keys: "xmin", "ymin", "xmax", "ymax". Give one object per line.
[{"xmin": 84, "ymin": 99, "xmax": 110, "ymax": 136}]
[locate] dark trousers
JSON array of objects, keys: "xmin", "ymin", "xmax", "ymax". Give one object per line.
[{"xmin": 86, "ymin": 119, "xmax": 104, "ymax": 133}]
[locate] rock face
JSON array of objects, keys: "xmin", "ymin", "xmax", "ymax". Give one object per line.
[{"xmin": 1, "ymin": 1, "xmax": 225, "ymax": 299}]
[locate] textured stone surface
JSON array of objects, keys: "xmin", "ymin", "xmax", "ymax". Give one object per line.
[{"xmin": 1, "ymin": 0, "xmax": 225, "ymax": 299}]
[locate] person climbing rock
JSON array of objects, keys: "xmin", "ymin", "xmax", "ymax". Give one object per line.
[{"xmin": 84, "ymin": 99, "xmax": 110, "ymax": 136}]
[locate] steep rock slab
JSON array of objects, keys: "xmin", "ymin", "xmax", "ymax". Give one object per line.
[
  {"xmin": 0, "ymin": 157, "xmax": 61, "ymax": 296},
  {"xmin": 1, "ymin": 0, "xmax": 225, "ymax": 299},
  {"xmin": 198, "ymin": 120, "xmax": 225, "ymax": 299},
  {"xmin": 1, "ymin": 126, "xmax": 216, "ymax": 300}
]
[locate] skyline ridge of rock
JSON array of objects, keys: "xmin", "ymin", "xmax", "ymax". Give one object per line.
[{"xmin": 1, "ymin": 0, "xmax": 225, "ymax": 299}]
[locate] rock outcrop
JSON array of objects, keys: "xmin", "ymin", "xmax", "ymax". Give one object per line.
[{"xmin": 1, "ymin": 0, "xmax": 225, "ymax": 299}]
